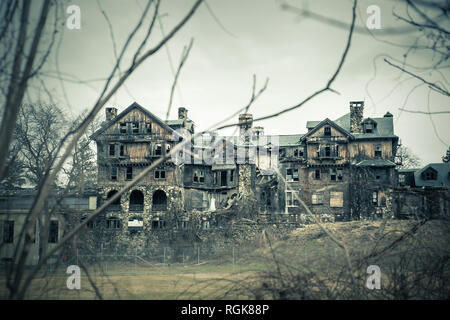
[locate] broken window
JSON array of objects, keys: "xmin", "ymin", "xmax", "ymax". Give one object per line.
[
  {"xmin": 146, "ymin": 123, "xmax": 152, "ymax": 133},
  {"xmin": 330, "ymin": 192, "xmax": 343, "ymax": 207},
  {"xmin": 81, "ymin": 216, "xmax": 95, "ymax": 229},
  {"xmin": 314, "ymin": 169, "xmax": 321, "ymax": 180},
  {"xmin": 106, "ymin": 217, "xmax": 121, "ymax": 229},
  {"xmin": 312, "ymin": 193, "xmax": 323, "ymax": 205},
  {"xmin": 128, "ymin": 216, "xmax": 143, "ymax": 232},
  {"xmin": 126, "ymin": 166, "xmax": 133, "ymax": 180},
  {"xmin": 193, "ymin": 169, "xmax": 204, "ymax": 183},
  {"xmin": 399, "ymin": 174, "xmax": 406, "ymax": 184},
  {"xmin": 202, "ymin": 219, "xmax": 210, "ymax": 230},
  {"xmin": 109, "ymin": 144, "xmax": 115, "ymax": 156},
  {"xmin": 230, "ymin": 170, "xmax": 234, "ymax": 182},
  {"xmin": 155, "ymin": 144, "xmax": 162, "ymax": 156},
  {"xmin": 110, "ymin": 166, "xmax": 118, "ymax": 181},
  {"xmin": 324, "ymin": 126, "xmax": 331, "ymax": 136},
  {"xmin": 48, "ymin": 220, "xmax": 59, "ymax": 243},
  {"xmin": 337, "ymin": 168, "xmax": 343, "ymax": 181},
  {"xmin": 286, "ymin": 168, "xmax": 299, "ymax": 182},
  {"xmin": 372, "ymin": 191, "xmax": 378, "ymax": 205},
  {"xmin": 294, "ymin": 149, "xmax": 298, "ymax": 157},
  {"xmin": 374, "ymin": 145, "xmax": 382, "ymax": 158},
  {"xmin": 3, "ymin": 220, "xmax": 14, "ymax": 243},
  {"xmin": 120, "ymin": 123, "xmax": 127, "ymax": 133},
  {"xmin": 166, "ymin": 144, "xmax": 171, "ymax": 154},
  {"xmin": 132, "ymin": 122, "xmax": 139, "ymax": 134},
  {"xmin": 286, "ymin": 191, "xmax": 299, "ymax": 207},
  {"xmin": 364, "ymin": 123, "xmax": 373, "ymax": 133},
  {"xmin": 155, "ymin": 170, "xmax": 166, "ymax": 180},
  {"xmin": 120, "ymin": 145, "xmax": 125, "ymax": 156}
]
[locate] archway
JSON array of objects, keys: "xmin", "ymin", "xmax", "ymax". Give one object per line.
[
  {"xmin": 129, "ymin": 190, "xmax": 144, "ymax": 212},
  {"xmin": 106, "ymin": 190, "xmax": 121, "ymax": 210},
  {"xmin": 152, "ymin": 190, "xmax": 167, "ymax": 211}
]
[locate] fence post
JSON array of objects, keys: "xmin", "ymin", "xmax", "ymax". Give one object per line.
[
  {"xmin": 163, "ymin": 247, "xmax": 166, "ymax": 265},
  {"xmin": 135, "ymin": 247, "xmax": 137, "ymax": 271},
  {"xmin": 232, "ymin": 246, "xmax": 235, "ymax": 269}
]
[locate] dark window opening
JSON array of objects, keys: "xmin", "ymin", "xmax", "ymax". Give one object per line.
[
  {"xmin": 230, "ymin": 170, "xmax": 234, "ymax": 182},
  {"xmin": 152, "ymin": 190, "xmax": 167, "ymax": 211},
  {"xmin": 48, "ymin": 220, "xmax": 58, "ymax": 243},
  {"xmin": 324, "ymin": 126, "xmax": 331, "ymax": 136},
  {"xmin": 3, "ymin": 220, "xmax": 14, "ymax": 243},
  {"xmin": 120, "ymin": 123, "xmax": 127, "ymax": 134},
  {"xmin": 152, "ymin": 220, "xmax": 165, "ymax": 229},
  {"xmin": 106, "ymin": 190, "xmax": 121, "ymax": 211},
  {"xmin": 109, "ymin": 144, "xmax": 115, "ymax": 156},
  {"xmin": 132, "ymin": 122, "xmax": 139, "ymax": 134},
  {"xmin": 106, "ymin": 217, "xmax": 121, "ymax": 229},
  {"xmin": 129, "ymin": 190, "xmax": 144, "ymax": 212},
  {"xmin": 126, "ymin": 166, "xmax": 133, "ymax": 180},
  {"xmin": 374, "ymin": 145, "xmax": 382, "ymax": 158},
  {"xmin": 155, "ymin": 170, "xmax": 166, "ymax": 180},
  {"xmin": 325, "ymin": 146, "xmax": 331, "ymax": 157},
  {"xmin": 424, "ymin": 170, "xmax": 437, "ymax": 180},
  {"xmin": 120, "ymin": 145, "xmax": 124, "ymax": 156},
  {"xmin": 330, "ymin": 168, "xmax": 337, "ymax": 181},
  {"xmin": 294, "ymin": 149, "xmax": 298, "ymax": 157},
  {"xmin": 110, "ymin": 167, "xmax": 117, "ymax": 181},
  {"xmin": 314, "ymin": 169, "xmax": 320, "ymax": 180},
  {"xmin": 220, "ymin": 171, "xmax": 227, "ymax": 186},
  {"xmin": 146, "ymin": 123, "xmax": 152, "ymax": 133},
  {"xmin": 155, "ymin": 144, "xmax": 162, "ymax": 156},
  {"xmin": 193, "ymin": 169, "xmax": 204, "ymax": 183}
]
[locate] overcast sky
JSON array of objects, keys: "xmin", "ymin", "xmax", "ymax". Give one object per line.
[{"xmin": 33, "ymin": 0, "xmax": 449, "ymax": 165}]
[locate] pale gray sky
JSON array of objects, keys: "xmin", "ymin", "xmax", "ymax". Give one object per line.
[{"xmin": 33, "ymin": 0, "xmax": 449, "ymax": 165}]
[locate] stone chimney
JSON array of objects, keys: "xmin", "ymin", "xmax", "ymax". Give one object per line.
[
  {"xmin": 239, "ymin": 113, "xmax": 253, "ymax": 143},
  {"xmin": 349, "ymin": 101, "xmax": 364, "ymax": 133},
  {"xmin": 105, "ymin": 107, "xmax": 118, "ymax": 121},
  {"xmin": 178, "ymin": 107, "xmax": 188, "ymax": 120},
  {"xmin": 253, "ymin": 126, "xmax": 264, "ymax": 140}
]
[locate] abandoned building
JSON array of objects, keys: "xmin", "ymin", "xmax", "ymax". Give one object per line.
[{"xmin": 1, "ymin": 100, "xmax": 449, "ymax": 264}]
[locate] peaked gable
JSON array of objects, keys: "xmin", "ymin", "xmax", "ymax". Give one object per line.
[
  {"xmin": 91, "ymin": 102, "xmax": 174, "ymax": 140},
  {"xmin": 301, "ymin": 118, "xmax": 354, "ymax": 141}
]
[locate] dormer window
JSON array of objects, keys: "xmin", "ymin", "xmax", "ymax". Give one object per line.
[
  {"xmin": 363, "ymin": 119, "xmax": 377, "ymax": 134},
  {"xmin": 324, "ymin": 126, "xmax": 331, "ymax": 136},
  {"xmin": 423, "ymin": 168, "xmax": 437, "ymax": 180}
]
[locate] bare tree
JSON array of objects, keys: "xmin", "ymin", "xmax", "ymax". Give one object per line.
[{"xmin": 395, "ymin": 145, "xmax": 422, "ymax": 169}]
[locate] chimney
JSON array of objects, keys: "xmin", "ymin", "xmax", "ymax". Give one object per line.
[
  {"xmin": 178, "ymin": 107, "xmax": 188, "ymax": 120},
  {"xmin": 238, "ymin": 113, "xmax": 253, "ymax": 144},
  {"xmin": 253, "ymin": 126, "xmax": 264, "ymax": 139},
  {"xmin": 349, "ymin": 101, "xmax": 364, "ymax": 133},
  {"xmin": 105, "ymin": 107, "xmax": 118, "ymax": 121}
]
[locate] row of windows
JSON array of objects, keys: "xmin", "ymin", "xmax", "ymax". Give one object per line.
[
  {"xmin": 285, "ymin": 191, "xmax": 344, "ymax": 208},
  {"xmin": 192, "ymin": 169, "xmax": 234, "ymax": 185},
  {"xmin": 2, "ymin": 220, "xmax": 58, "ymax": 244},
  {"xmin": 96, "ymin": 217, "xmax": 210, "ymax": 231},
  {"xmin": 281, "ymin": 144, "xmax": 383, "ymax": 159},
  {"xmin": 111, "ymin": 167, "xmax": 167, "ymax": 181},
  {"xmin": 119, "ymin": 122, "xmax": 152, "ymax": 134},
  {"xmin": 108, "ymin": 143, "xmax": 171, "ymax": 157},
  {"xmin": 285, "ymin": 168, "xmax": 344, "ymax": 182}
]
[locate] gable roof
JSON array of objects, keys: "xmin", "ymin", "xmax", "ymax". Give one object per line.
[
  {"xmin": 301, "ymin": 118, "xmax": 354, "ymax": 141},
  {"xmin": 90, "ymin": 102, "xmax": 174, "ymax": 140},
  {"xmin": 414, "ymin": 163, "xmax": 450, "ymax": 187}
]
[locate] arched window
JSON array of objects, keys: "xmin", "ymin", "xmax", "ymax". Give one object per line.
[
  {"xmin": 129, "ymin": 190, "xmax": 144, "ymax": 212},
  {"xmin": 106, "ymin": 190, "xmax": 121, "ymax": 211},
  {"xmin": 152, "ymin": 190, "xmax": 167, "ymax": 211}
]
